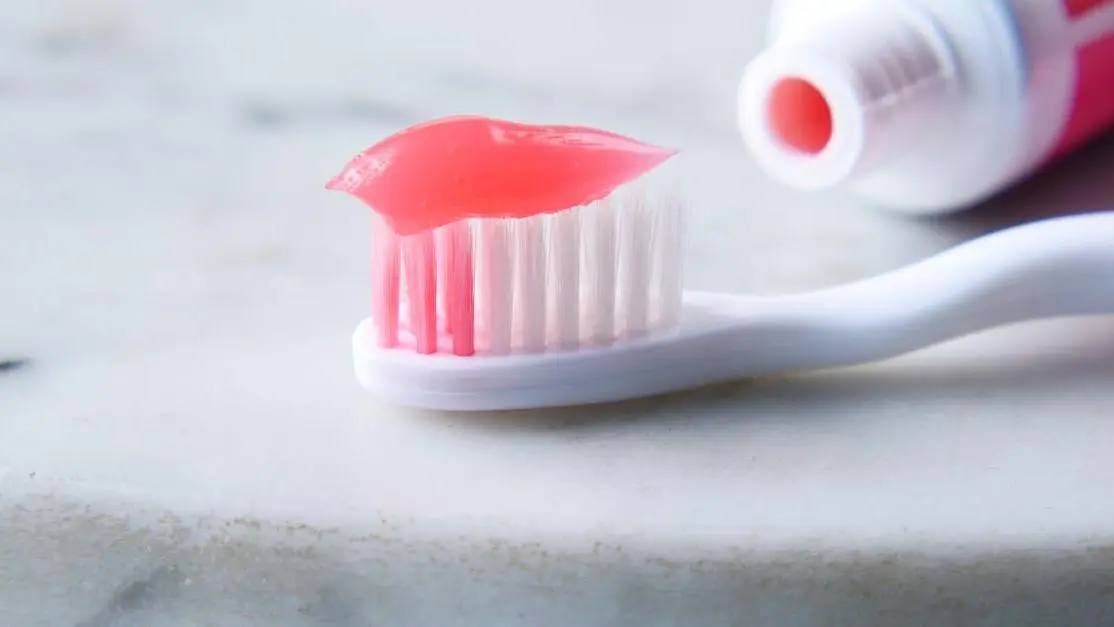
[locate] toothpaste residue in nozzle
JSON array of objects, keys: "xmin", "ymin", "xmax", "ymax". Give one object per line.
[
  {"xmin": 738, "ymin": 0, "xmax": 1114, "ymax": 215},
  {"xmin": 766, "ymin": 76, "xmax": 834, "ymax": 155}
]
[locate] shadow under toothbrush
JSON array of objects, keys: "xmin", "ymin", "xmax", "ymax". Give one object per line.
[{"xmin": 427, "ymin": 322, "xmax": 1114, "ymax": 432}]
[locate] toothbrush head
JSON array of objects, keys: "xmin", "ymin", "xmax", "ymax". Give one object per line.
[
  {"xmin": 328, "ymin": 116, "xmax": 689, "ymax": 410},
  {"xmin": 350, "ymin": 188, "xmax": 691, "ymax": 411}
]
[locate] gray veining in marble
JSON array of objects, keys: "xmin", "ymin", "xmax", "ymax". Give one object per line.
[{"xmin": 4, "ymin": 0, "xmax": 1114, "ymax": 625}]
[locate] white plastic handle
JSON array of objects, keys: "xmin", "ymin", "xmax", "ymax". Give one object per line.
[{"xmin": 744, "ymin": 210, "xmax": 1114, "ymax": 372}]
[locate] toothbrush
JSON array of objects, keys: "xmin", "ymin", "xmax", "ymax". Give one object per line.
[{"xmin": 328, "ymin": 116, "xmax": 1114, "ymax": 412}]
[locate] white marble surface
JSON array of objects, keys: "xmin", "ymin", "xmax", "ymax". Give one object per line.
[{"xmin": 4, "ymin": 0, "xmax": 1114, "ymax": 625}]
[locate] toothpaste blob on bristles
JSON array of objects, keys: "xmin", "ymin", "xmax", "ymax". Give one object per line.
[{"xmin": 324, "ymin": 115, "xmax": 679, "ymax": 236}]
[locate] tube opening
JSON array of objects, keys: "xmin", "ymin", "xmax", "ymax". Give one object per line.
[{"xmin": 767, "ymin": 76, "xmax": 833, "ymax": 155}]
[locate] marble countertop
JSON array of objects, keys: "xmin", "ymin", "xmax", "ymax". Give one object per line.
[{"xmin": 4, "ymin": 0, "xmax": 1114, "ymax": 625}]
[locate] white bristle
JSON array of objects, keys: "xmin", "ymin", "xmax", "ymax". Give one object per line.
[
  {"xmin": 617, "ymin": 193, "xmax": 654, "ymax": 338},
  {"xmin": 376, "ymin": 190, "xmax": 686, "ymax": 356},
  {"xmin": 548, "ymin": 208, "xmax": 581, "ymax": 348},
  {"xmin": 478, "ymin": 219, "xmax": 514, "ymax": 355},
  {"xmin": 655, "ymin": 196, "xmax": 685, "ymax": 328},
  {"xmin": 514, "ymin": 215, "xmax": 548, "ymax": 353},
  {"xmin": 583, "ymin": 197, "xmax": 617, "ymax": 346}
]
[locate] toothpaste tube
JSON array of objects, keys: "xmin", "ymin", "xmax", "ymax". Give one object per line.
[{"xmin": 738, "ymin": 0, "xmax": 1114, "ymax": 214}]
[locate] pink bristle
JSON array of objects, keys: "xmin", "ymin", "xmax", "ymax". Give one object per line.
[
  {"xmin": 371, "ymin": 220, "xmax": 401, "ymax": 347},
  {"xmin": 446, "ymin": 222, "xmax": 476, "ymax": 356},
  {"xmin": 437, "ymin": 228, "xmax": 454, "ymax": 335},
  {"xmin": 403, "ymin": 232, "xmax": 438, "ymax": 354},
  {"xmin": 371, "ymin": 217, "xmax": 476, "ymax": 355}
]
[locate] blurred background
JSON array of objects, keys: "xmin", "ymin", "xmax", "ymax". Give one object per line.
[{"xmin": 4, "ymin": 0, "xmax": 1114, "ymax": 365}]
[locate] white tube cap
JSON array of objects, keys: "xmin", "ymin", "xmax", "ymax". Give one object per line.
[{"xmin": 738, "ymin": 4, "xmax": 961, "ymax": 190}]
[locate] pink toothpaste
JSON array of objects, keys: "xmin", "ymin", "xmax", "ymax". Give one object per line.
[{"xmin": 738, "ymin": 0, "xmax": 1114, "ymax": 214}]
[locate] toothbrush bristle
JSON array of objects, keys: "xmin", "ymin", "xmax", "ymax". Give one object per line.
[
  {"xmin": 444, "ymin": 222, "xmax": 475, "ymax": 356},
  {"xmin": 371, "ymin": 224, "xmax": 402, "ymax": 348},
  {"xmin": 368, "ymin": 190, "xmax": 685, "ymax": 356}
]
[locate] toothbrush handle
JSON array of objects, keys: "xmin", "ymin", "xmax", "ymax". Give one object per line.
[{"xmin": 761, "ymin": 211, "xmax": 1114, "ymax": 370}]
